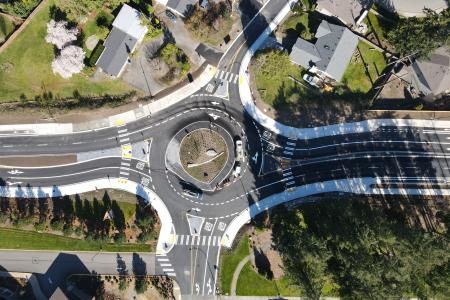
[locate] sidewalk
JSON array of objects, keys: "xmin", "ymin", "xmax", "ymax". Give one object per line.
[
  {"xmin": 0, "ymin": 178, "xmax": 175, "ymax": 254},
  {"xmin": 237, "ymin": 0, "xmax": 450, "ymax": 140},
  {"xmin": 0, "ymin": 64, "xmax": 216, "ymax": 135},
  {"xmin": 221, "ymin": 177, "xmax": 450, "ymax": 248}
]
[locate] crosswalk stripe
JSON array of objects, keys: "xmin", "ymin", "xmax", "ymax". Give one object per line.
[
  {"xmin": 283, "ymin": 172, "xmax": 292, "ymax": 177},
  {"xmin": 286, "ymin": 181, "xmax": 295, "ymax": 185},
  {"xmin": 185, "ymin": 235, "xmax": 190, "ymax": 245},
  {"xmin": 180, "ymin": 235, "xmax": 184, "ymax": 245},
  {"xmin": 233, "ymin": 74, "xmax": 238, "ymax": 84},
  {"xmin": 197, "ymin": 236, "xmax": 201, "ymax": 246},
  {"xmin": 121, "ymin": 162, "xmax": 130, "ymax": 167},
  {"xmin": 166, "ymin": 272, "xmax": 176, "ymax": 276},
  {"xmin": 156, "ymin": 253, "xmax": 166, "ymax": 257},
  {"xmin": 118, "ymin": 129, "xmax": 127, "ymax": 134},
  {"xmin": 157, "ymin": 258, "xmax": 169, "ymax": 262},
  {"xmin": 212, "ymin": 236, "xmax": 216, "ymax": 246},
  {"xmin": 119, "ymin": 171, "xmax": 129, "ymax": 176},
  {"xmin": 163, "ymin": 268, "xmax": 174, "ymax": 272},
  {"xmin": 202, "ymin": 236, "xmax": 206, "ymax": 246},
  {"xmin": 160, "ymin": 263, "xmax": 172, "ymax": 267},
  {"xmin": 218, "ymin": 70, "xmax": 224, "ymax": 79},
  {"xmin": 120, "ymin": 138, "xmax": 130, "ymax": 143}
]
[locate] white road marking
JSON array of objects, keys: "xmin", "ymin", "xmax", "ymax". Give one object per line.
[
  {"xmin": 163, "ymin": 268, "xmax": 175, "ymax": 272},
  {"xmin": 160, "ymin": 263, "xmax": 172, "ymax": 267},
  {"xmin": 157, "ymin": 258, "xmax": 169, "ymax": 262}
]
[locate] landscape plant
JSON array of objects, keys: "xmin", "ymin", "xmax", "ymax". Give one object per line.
[
  {"xmin": 271, "ymin": 200, "xmax": 450, "ymax": 299},
  {"xmin": 388, "ymin": 8, "xmax": 450, "ymax": 59},
  {"xmin": 51, "ymin": 44, "xmax": 85, "ymax": 78},
  {"xmin": 45, "ymin": 19, "xmax": 78, "ymax": 49},
  {"xmin": 0, "ymin": 0, "xmax": 41, "ymax": 18}
]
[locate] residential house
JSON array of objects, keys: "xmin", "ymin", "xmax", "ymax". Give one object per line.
[
  {"xmin": 402, "ymin": 47, "xmax": 450, "ymax": 99},
  {"xmin": 96, "ymin": 4, "xmax": 148, "ymax": 77},
  {"xmin": 316, "ymin": 0, "xmax": 371, "ymax": 26},
  {"xmin": 289, "ymin": 20, "xmax": 359, "ymax": 82},
  {"xmin": 156, "ymin": 0, "xmax": 197, "ymax": 17}
]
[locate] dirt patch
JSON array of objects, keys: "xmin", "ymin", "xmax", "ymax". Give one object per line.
[
  {"xmin": 180, "ymin": 128, "xmax": 228, "ymax": 183},
  {"xmin": 248, "ymin": 228, "xmax": 284, "ymax": 280}
]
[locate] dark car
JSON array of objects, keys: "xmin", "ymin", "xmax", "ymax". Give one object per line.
[
  {"xmin": 165, "ymin": 10, "xmax": 177, "ymax": 22},
  {"xmin": 180, "ymin": 181, "xmax": 203, "ymax": 199}
]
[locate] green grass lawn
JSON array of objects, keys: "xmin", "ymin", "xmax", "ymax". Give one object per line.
[
  {"xmin": 0, "ymin": 14, "xmax": 15, "ymax": 43},
  {"xmin": 236, "ymin": 262, "xmax": 302, "ymax": 296},
  {"xmin": 342, "ymin": 41, "xmax": 387, "ymax": 93},
  {"xmin": 253, "ymin": 49, "xmax": 304, "ymax": 108},
  {"xmin": 0, "ymin": 228, "xmax": 151, "ymax": 252},
  {"xmin": 220, "ymin": 235, "xmax": 249, "ymax": 295},
  {"xmin": 280, "ymin": 11, "xmax": 322, "ymax": 41},
  {"xmin": 80, "ymin": 189, "xmax": 137, "ymax": 223},
  {"xmin": 0, "ymin": 0, "xmax": 133, "ymax": 103}
]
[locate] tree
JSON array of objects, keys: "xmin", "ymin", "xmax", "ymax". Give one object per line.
[
  {"xmin": 45, "ymin": 19, "xmax": 79, "ymax": 49},
  {"xmin": 185, "ymin": 0, "xmax": 231, "ymax": 41},
  {"xmin": 271, "ymin": 200, "xmax": 450, "ymax": 299},
  {"xmin": 387, "ymin": 8, "xmax": 450, "ymax": 59},
  {"xmin": 52, "ymin": 45, "xmax": 85, "ymax": 78}
]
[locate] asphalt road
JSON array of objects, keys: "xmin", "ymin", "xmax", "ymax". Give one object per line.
[{"xmin": 0, "ymin": 0, "xmax": 449, "ymax": 297}]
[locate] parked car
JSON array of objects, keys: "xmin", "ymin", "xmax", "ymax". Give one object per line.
[
  {"xmin": 232, "ymin": 165, "xmax": 241, "ymax": 178},
  {"xmin": 302, "ymin": 73, "xmax": 321, "ymax": 88},
  {"xmin": 165, "ymin": 10, "xmax": 177, "ymax": 22},
  {"xmin": 235, "ymin": 139, "xmax": 244, "ymax": 161}
]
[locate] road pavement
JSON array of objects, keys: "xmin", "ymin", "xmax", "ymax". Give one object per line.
[{"xmin": 1, "ymin": 0, "xmax": 450, "ymax": 298}]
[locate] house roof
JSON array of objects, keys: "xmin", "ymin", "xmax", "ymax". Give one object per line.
[
  {"xmin": 166, "ymin": 0, "xmax": 197, "ymax": 16},
  {"xmin": 411, "ymin": 47, "xmax": 450, "ymax": 95},
  {"xmin": 316, "ymin": 0, "xmax": 369, "ymax": 25},
  {"xmin": 289, "ymin": 20, "xmax": 359, "ymax": 81},
  {"xmin": 112, "ymin": 4, "xmax": 147, "ymax": 40},
  {"xmin": 96, "ymin": 4, "xmax": 147, "ymax": 77},
  {"xmin": 96, "ymin": 27, "xmax": 138, "ymax": 76}
]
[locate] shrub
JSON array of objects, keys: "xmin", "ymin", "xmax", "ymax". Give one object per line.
[
  {"xmin": 0, "ymin": 0, "xmax": 41, "ymax": 18},
  {"xmin": 88, "ymin": 43, "xmax": 105, "ymax": 67}
]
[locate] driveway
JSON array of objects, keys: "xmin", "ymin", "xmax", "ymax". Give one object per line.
[
  {"xmin": 375, "ymin": 0, "xmax": 448, "ymax": 17},
  {"xmin": 122, "ymin": 34, "xmax": 166, "ymax": 95},
  {"xmin": 155, "ymin": 4, "xmax": 205, "ymax": 67}
]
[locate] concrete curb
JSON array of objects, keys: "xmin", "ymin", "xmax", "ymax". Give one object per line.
[
  {"xmin": 0, "ymin": 65, "xmax": 216, "ymax": 136},
  {"xmin": 221, "ymin": 177, "xmax": 450, "ymax": 248},
  {"xmin": 0, "ymin": 178, "xmax": 176, "ymax": 254},
  {"xmin": 236, "ymin": 0, "xmax": 447, "ymax": 140}
]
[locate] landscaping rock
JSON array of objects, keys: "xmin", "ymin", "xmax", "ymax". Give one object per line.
[{"xmin": 85, "ymin": 35, "xmax": 99, "ymax": 51}]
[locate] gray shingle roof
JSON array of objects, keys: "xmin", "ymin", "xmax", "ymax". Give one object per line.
[
  {"xmin": 96, "ymin": 27, "xmax": 138, "ymax": 77},
  {"xmin": 316, "ymin": 0, "xmax": 368, "ymax": 25},
  {"xmin": 289, "ymin": 20, "xmax": 359, "ymax": 81},
  {"xmin": 166, "ymin": 0, "xmax": 197, "ymax": 15},
  {"xmin": 411, "ymin": 47, "xmax": 450, "ymax": 95}
]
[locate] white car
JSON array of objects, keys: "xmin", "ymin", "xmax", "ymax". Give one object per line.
[
  {"xmin": 302, "ymin": 74, "xmax": 321, "ymax": 88},
  {"xmin": 235, "ymin": 140, "xmax": 244, "ymax": 161},
  {"xmin": 232, "ymin": 165, "xmax": 241, "ymax": 178}
]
